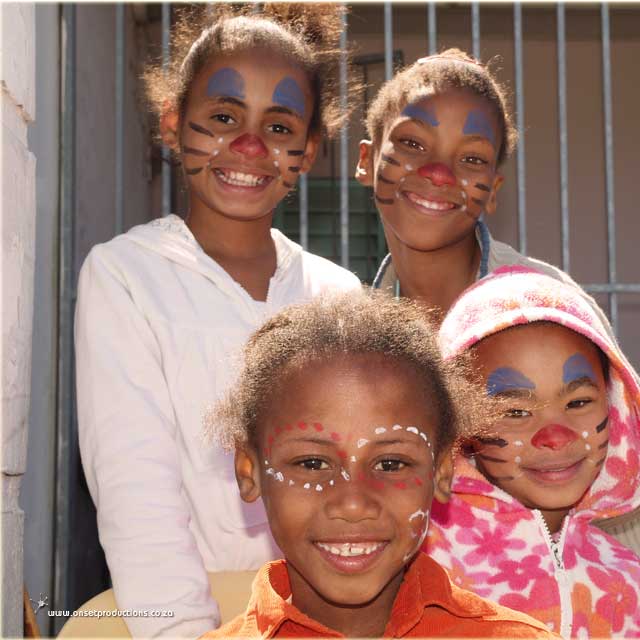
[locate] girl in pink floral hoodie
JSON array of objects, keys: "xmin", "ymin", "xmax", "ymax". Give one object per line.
[{"xmin": 423, "ymin": 266, "xmax": 640, "ymax": 638}]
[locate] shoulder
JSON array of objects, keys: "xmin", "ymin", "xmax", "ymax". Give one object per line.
[{"xmin": 299, "ymin": 250, "xmax": 361, "ymax": 290}]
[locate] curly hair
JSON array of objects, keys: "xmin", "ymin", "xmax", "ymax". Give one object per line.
[
  {"xmin": 143, "ymin": 3, "xmax": 355, "ymax": 138},
  {"xmin": 366, "ymin": 48, "xmax": 517, "ymax": 166},
  {"xmin": 210, "ymin": 290, "xmax": 496, "ymax": 458}
]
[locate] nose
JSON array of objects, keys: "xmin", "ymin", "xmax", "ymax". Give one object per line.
[
  {"xmin": 324, "ymin": 477, "xmax": 382, "ymax": 523},
  {"xmin": 229, "ymin": 133, "xmax": 269, "ymax": 159},
  {"xmin": 531, "ymin": 424, "xmax": 578, "ymax": 450},
  {"xmin": 417, "ymin": 162, "xmax": 456, "ymax": 187}
]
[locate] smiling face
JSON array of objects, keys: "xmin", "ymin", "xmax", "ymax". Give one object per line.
[
  {"xmin": 163, "ymin": 50, "xmax": 318, "ymax": 222},
  {"xmin": 357, "ymin": 87, "xmax": 503, "ymax": 253},
  {"xmin": 235, "ymin": 353, "xmax": 453, "ymax": 631},
  {"xmin": 472, "ymin": 323, "xmax": 609, "ymax": 532}
]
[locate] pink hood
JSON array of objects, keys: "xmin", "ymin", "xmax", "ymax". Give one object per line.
[{"xmin": 423, "ymin": 267, "xmax": 640, "ymax": 637}]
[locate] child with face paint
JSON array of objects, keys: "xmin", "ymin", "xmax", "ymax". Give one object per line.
[
  {"xmin": 75, "ymin": 5, "xmax": 360, "ymax": 636},
  {"xmin": 424, "ymin": 267, "xmax": 640, "ymax": 637},
  {"xmin": 204, "ymin": 291, "xmax": 556, "ymax": 639},
  {"xmin": 357, "ymin": 49, "xmax": 614, "ymax": 337}
]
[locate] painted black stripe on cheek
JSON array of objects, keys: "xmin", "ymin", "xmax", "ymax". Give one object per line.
[
  {"xmin": 377, "ymin": 173, "xmax": 395, "ymax": 185},
  {"xmin": 188, "ymin": 121, "xmax": 214, "ymax": 137},
  {"xmin": 596, "ymin": 416, "xmax": 608, "ymax": 433},
  {"xmin": 186, "ymin": 167, "xmax": 203, "ymax": 175},
  {"xmin": 282, "ymin": 181, "xmax": 295, "ymax": 189},
  {"xmin": 476, "ymin": 437, "xmax": 509, "ymax": 448},
  {"xmin": 288, "ymin": 166, "xmax": 301, "ymax": 173},
  {"xmin": 598, "ymin": 438, "xmax": 609, "ymax": 451},
  {"xmin": 375, "ymin": 195, "xmax": 394, "ymax": 206},
  {"xmin": 471, "ymin": 197, "xmax": 484, "ymax": 206},
  {"xmin": 287, "ymin": 149, "xmax": 304, "ymax": 156},
  {"xmin": 381, "ymin": 153, "xmax": 400, "ymax": 167},
  {"xmin": 476, "ymin": 454, "xmax": 508, "ymax": 464},
  {"xmin": 475, "ymin": 183, "xmax": 490, "ymax": 192},
  {"xmin": 486, "ymin": 473, "xmax": 515, "ymax": 481},
  {"xmin": 183, "ymin": 146, "xmax": 209, "ymax": 156},
  {"xmin": 595, "ymin": 456, "xmax": 606, "ymax": 467}
]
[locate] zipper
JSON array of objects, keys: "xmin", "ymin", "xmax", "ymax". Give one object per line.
[{"xmin": 533, "ymin": 510, "xmax": 572, "ymax": 638}]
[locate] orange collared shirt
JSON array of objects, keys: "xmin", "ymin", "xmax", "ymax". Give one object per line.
[{"xmin": 201, "ymin": 553, "xmax": 558, "ymax": 638}]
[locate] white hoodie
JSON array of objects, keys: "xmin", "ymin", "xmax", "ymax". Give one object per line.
[{"xmin": 75, "ymin": 215, "xmax": 361, "ymax": 637}]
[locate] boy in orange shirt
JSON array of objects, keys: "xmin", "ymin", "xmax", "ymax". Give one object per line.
[{"xmin": 203, "ymin": 292, "xmax": 557, "ymax": 638}]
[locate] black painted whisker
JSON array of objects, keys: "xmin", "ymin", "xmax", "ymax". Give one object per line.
[
  {"xmin": 282, "ymin": 181, "xmax": 295, "ymax": 189},
  {"xmin": 477, "ymin": 454, "xmax": 509, "ymax": 464},
  {"xmin": 287, "ymin": 149, "xmax": 304, "ymax": 156},
  {"xmin": 183, "ymin": 146, "xmax": 209, "ymax": 157},
  {"xmin": 471, "ymin": 197, "xmax": 484, "ymax": 206},
  {"xmin": 475, "ymin": 183, "xmax": 490, "ymax": 192},
  {"xmin": 186, "ymin": 167, "xmax": 203, "ymax": 175},
  {"xmin": 375, "ymin": 194, "xmax": 394, "ymax": 206},
  {"xmin": 595, "ymin": 456, "xmax": 606, "ymax": 467},
  {"xmin": 188, "ymin": 121, "xmax": 214, "ymax": 138},
  {"xmin": 476, "ymin": 437, "xmax": 509, "ymax": 448},
  {"xmin": 381, "ymin": 153, "xmax": 400, "ymax": 167},
  {"xmin": 598, "ymin": 439, "xmax": 609, "ymax": 450},
  {"xmin": 288, "ymin": 166, "xmax": 301, "ymax": 173},
  {"xmin": 377, "ymin": 173, "xmax": 396, "ymax": 185},
  {"xmin": 596, "ymin": 417, "xmax": 608, "ymax": 433}
]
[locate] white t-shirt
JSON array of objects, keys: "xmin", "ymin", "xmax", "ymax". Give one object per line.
[{"xmin": 75, "ymin": 215, "xmax": 361, "ymax": 636}]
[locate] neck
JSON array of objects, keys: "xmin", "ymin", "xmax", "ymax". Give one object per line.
[
  {"xmin": 541, "ymin": 507, "xmax": 570, "ymax": 535},
  {"xmin": 186, "ymin": 197, "xmax": 275, "ymax": 262},
  {"xmin": 387, "ymin": 229, "xmax": 481, "ymax": 319},
  {"xmin": 287, "ymin": 564, "xmax": 403, "ymax": 638}
]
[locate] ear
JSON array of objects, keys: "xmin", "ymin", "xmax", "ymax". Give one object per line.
[
  {"xmin": 432, "ymin": 448, "xmax": 454, "ymax": 504},
  {"xmin": 355, "ymin": 140, "xmax": 374, "ymax": 187},
  {"xmin": 484, "ymin": 173, "xmax": 504, "ymax": 216},
  {"xmin": 160, "ymin": 107, "xmax": 180, "ymax": 151},
  {"xmin": 234, "ymin": 447, "xmax": 262, "ymax": 503},
  {"xmin": 300, "ymin": 132, "xmax": 320, "ymax": 175}
]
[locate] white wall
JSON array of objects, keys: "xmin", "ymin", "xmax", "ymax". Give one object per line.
[{"xmin": 1, "ymin": 2, "xmax": 36, "ymax": 636}]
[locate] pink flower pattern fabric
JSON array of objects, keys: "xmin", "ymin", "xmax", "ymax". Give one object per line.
[{"xmin": 424, "ymin": 267, "xmax": 640, "ymax": 637}]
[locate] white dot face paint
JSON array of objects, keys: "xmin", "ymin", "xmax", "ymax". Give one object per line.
[
  {"xmin": 392, "ymin": 425, "xmax": 403, "ymax": 431},
  {"xmin": 288, "ymin": 479, "xmax": 295, "ymax": 486},
  {"xmin": 374, "ymin": 427, "xmax": 387, "ymax": 435},
  {"xmin": 217, "ymin": 137, "xmax": 223, "ymax": 144},
  {"xmin": 329, "ymin": 480, "xmax": 334, "ymax": 486},
  {"xmin": 405, "ymin": 164, "xmax": 414, "ymax": 171},
  {"xmin": 356, "ymin": 438, "xmax": 369, "ymax": 449},
  {"xmin": 350, "ymin": 455, "xmax": 357, "ymax": 463},
  {"xmin": 315, "ymin": 484, "xmax": 323, "ymax": 492},
  {"xmin": 585, "ymin": 444, "xmax": 592, "ymax": 451},
  {"xmin": 303, "ymin": 483, "xmax": 311, "ymax": 490},
  {"xmin": 406, "ymin": 427, "xmax": 419, "ymax": 435},
  {"xmin": 273, "ymin": 160, "xmax": 279, "ymax": 168},
  {"xmin": 341, "ymin": 469, "xmax": 351, "ymax": 482},
  {"xmin": 461, "ymin": 178, "xmax": 469, "ymax": 186},
  {"xmin": 515, "ymin": 456, "xmax": 522, "ymax": 464},
  {"xmin": 513, "ymin": 440, "xmax": 524, "ymax": 447},
  {"xmin": 274, "ymin": 148, "xmax": 280, "ymax": 155},
  {"xmin": 274, "ymin": 472, "xmax": 284, "ymax": 482},
  {"xmin": 582, "ymin": 431, "xmax": 589, "ymax": 439},
  {"xmin": 212, "ymin": 149, "xmax": 220, "ymax": 157}
]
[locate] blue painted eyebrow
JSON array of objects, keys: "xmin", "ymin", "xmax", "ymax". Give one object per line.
[
  {"xmin": 487, "ymin": 367, "xmax": 536, "ymax": 396},
  {"xmin": 563, "ymin": 353, "xmax": 597, "ymax": 384},
  {"xmin": 401, "ymin": 103, "xmax": 439, "ymax": 127},
  {"xmin": 462, "ymin": 110, "xmax": 496, "ymax": 146},
  {"xmin": 206, "ymin": 68, "xmax": 245, "ymax": 99},
  {"xmin": 272, "ymin": 77, "xmax": 305, "ymax": 119}
]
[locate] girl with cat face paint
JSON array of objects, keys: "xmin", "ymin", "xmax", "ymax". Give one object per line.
[
  {"xmin": 75, "ymin": 5, "xmax": 360, "ymax": 637},
  {"xmin": 424, "ymin": 267, "xmax": 640, "ymax": 638}
]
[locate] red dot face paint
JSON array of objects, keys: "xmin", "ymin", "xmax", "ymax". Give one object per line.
[
  {"xmin": 531, "ymin": 424, "xmax": 579, "ymax": 451},
  {"xmin": 417, "ymin": 162, "xmax": 456, "ymax": 187},
  {"xmin": 229, "ymin": 133, "xmax": 269, "ymax": 159}
]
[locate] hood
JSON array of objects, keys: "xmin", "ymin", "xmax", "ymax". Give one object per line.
[{"xmin": 439, "ymin": 265, "xmax": 640, "ymax": 523}]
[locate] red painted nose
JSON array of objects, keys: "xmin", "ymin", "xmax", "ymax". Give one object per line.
[
  {"xmin": 417, "ymin": 162, "xmax": 456, "ymax": 187},
  {"xmin": 230, "ymin": 133, "xmax": 269, "ymax": 159},
  {"xmin": 531, "ymin": 424, "xmax": 578, "ymax": 450}
]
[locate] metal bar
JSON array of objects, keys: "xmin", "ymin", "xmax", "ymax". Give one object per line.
[
  {"xmin": 384, "ymin": 2, "xmax": 393, "ymax": 81},
  {"xmin": 161, "ymin": 3, "xmax": 171, "ymax": 217},
  {"xmin": 584, "ymin": 284, "xmax": 640, "ymax": 294},
  {"xmin": 115, "ymin": 5, "xmax": 125, "ymax": 234},
  {"xmin": 601, "ymin": 3, "xmax": 618, "ymax": 334},
  {"xmin": 427, "ymin": 2, "xmax": 437, "ymax": 55},
  {"xmin": 339, "ymin": 8, "xmax": 349, "ymax": 268},
  {"xmin": 471, "ymin": 2, "xmax": 480, "ymax": 60},
  {"xmin": 54, "ymin": 4, "xmax": 76, "ymax": 632},
  {"xmin": 299, "ymin": 173, "xmax": 308, "ymax": 250},
  {"xmin": 557, "ymin": 3, "xmax": 570, "ymax": 272},
  {"xmin": 513, "ymin": 3, "xmax": 527, "ymax": 254}
]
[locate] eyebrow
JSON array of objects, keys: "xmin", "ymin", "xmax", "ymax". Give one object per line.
[
  {"xmin": 559, "ymin": 376, "xmax": 599, "ymax": 397},
  {"xmin": 265, "ymin": 105, "xmax": 303, "ymax": 121},
  {"xmin": 491, "ymin": 388, "xmax": 536, "ymax": 401},
  {"xmin": 210, "ymin": 96, "xmax": 246, "ymax": 109},
  {"xmin": 461, "ymin": 134, "xmax": 496, "ymax": 146}
]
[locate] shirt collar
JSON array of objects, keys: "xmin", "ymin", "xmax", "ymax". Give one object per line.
[{"xmin": 247, "ymin": 554, "xmax": 495, "ymax": 638}]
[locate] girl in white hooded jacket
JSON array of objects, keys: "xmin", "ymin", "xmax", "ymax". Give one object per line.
[{"xmin": 75, "ymin": 5, "xmax": 360, "ymax": 637}]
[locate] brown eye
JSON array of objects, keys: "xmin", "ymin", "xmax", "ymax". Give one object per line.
[
  {"xmin": 298, "ymin": 458, "xmax": 329, "ymax": 471},
  {"xmin": 374, "ymin": 459, "xmax": 406, "ymax": 472}
]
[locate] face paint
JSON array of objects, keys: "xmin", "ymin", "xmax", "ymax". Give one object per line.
[
  {"xmin": 530, "ymin": 423, "xmax": 578, "ymax": 450},
  {"xmin": 189, "ymin": 121, "xmax": 214, "ymax": 138},
  {"xmin": 186, "ymin": 167, "xmax": 203, "ymax": 175},
  {"xmin": 596, "ymin": 416, "xmax": 608, "ymax": 433},
  {"xmin": 206, "ymin": 67, "xmax": 245, "ymax": 99},
  {"xmin": 477, "ymin": 436, "xmax": 509, "ymax": 448},
  {"xmin": 380, "ymin": 153, "xmax": 400, "ymax": 167},
  {"xmin": 562, "ymin": 353, "xmax": 597, "ymax": 384},
  {"xmin": 401, "ymin": 103, "xmax": 439, "ymax": 127},
  {"xmin": 376, "ymin": 195, "xmax": 394, "ymax": 206},
  {"xmin": 377, "ymin": 172, "xmax": 395, "ymax": 185},
  {"xmin": 272, "ymin": 77, "xmax": 306, "ymax": 118},
  {"xmin": 416, "ymin": 162, "xmax": 456, "ymax": 187},
  {"xmin": 183, "ymin": 146, "xmax": 209, "ymax": 157},
  {"xmin": 287, "ymin": 149, "xmax": 304, "ymax": 156},
  {"xmin": 463, "ymin": 110, "xmax": 496, "ymax": 146},
  {"xmin": 471, "ymin": 197, "xmax": 484, "ymax": 207},
  {"xmin": 229, "ymin": 133, "xmax": 269, "ymax": 159},
  {"xmin": 287, "ymin": 166, "xmax": 301, "ymax": 173},
  {"xmin": 475, "ymin": 182, "xmax": 490, "ymax": 192},
  {"xmin": 486, "ymin": 367, "xmax": 536, "ymax": 396}
]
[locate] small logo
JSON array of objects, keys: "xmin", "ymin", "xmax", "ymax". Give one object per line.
[{"xmin": 30, "ymin": 593, "xmax": 49, "ymax": 614}]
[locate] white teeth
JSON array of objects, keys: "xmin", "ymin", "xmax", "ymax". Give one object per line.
[
  {"xmin": 216, "ymin": 169, "xmax": 267, "ymax": 187},
  {"xmin": 413, "ymin": 196, "xmax": 454, "ymax": 211},
  {"xmin": 316, "ymin": 542, "xmax": 383, "ymax": 557}
]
